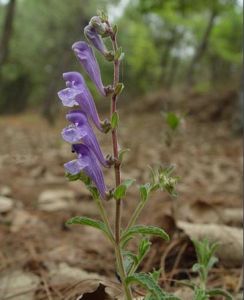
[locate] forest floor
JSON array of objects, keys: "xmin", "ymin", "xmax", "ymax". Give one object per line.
[{"xmin": 0, "ymin": 89, "xmax": 242, "ymax": 299}]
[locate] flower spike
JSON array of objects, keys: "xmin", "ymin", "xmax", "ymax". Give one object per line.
[
  {"xmin": 64, "ymin": 144, "xmax": 107, "ymax": 199},
  {"xmin": 72, "ymin": 41, "xmax": 105, "ymax": 96},
  {"xmin": 62, "ymin": 110, "xmax": 108, "ymax": 167},
  {"xmin": 58, "ymin": 72, "xmax": 103, "ymax": 131}
]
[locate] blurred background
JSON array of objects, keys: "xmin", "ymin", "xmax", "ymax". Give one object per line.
[{"xmin": 0, "ymin": 0, "xmax": 242, "ymax": 299}]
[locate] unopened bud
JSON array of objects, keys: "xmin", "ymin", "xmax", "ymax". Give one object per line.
[{"xmin": 90, "ymin": 16, "xmax": 107, "ymax": 35}]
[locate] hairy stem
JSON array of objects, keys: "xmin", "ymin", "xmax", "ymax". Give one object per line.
[{"xmin": 109, "ymin": 28, "xmax": 133, "ymax": 300}]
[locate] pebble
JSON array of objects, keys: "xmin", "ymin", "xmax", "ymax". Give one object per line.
[
  {"xmin": 0, "ymin": 196, "xmax": 14, "ymax": 213},
  {"xmin": 38, "ymin": 189, "xmax": 75, "ymax": 211}
]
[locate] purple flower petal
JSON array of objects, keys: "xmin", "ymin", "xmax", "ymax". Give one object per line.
[
  {"xmin": 84, "ymin": 24, "xmax": 107, "ymax": 55},
  {"xmin": 64, "ymin": 159, "xmax": 88, "ymax": 175},
  {"xmin": 63, "ymin": 110, "xmax": 108, "ymax": 167},
  {"xmin": 62, "ymin": 125, "xmax": 87, "ymax": 144},
  {"xmin": 58, "ymin": 72, "xmax": 102, "ymax": 131},
  {"xmin": 72, "ymin": 41, "xmax": 105, "ymax": 96},
  {"xmin": 57, "ymin": 88, "xmax": 79, "ymax": 107},
  {"xmin": 65, "ymin": 144, "xmax": 107, "ymax": 198}
]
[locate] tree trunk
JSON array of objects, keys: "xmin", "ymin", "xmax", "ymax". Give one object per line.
[
  {"xmin": 0, "ymin": 0, "xmax": 16, "ymax": 68},
  {"xmin": 186, "ymin": 9, "xmax": 217, "ymax": 86}
]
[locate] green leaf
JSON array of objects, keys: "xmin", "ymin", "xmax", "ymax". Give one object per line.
[
  {"xmin": 165, "ymin": 112, "xmax": 181, "ymax": 131},
  {"xmin": 123, "ymin": 251, "xmax": 138, "ymax": 274},
  {"xmin": 139, "ymin": 183, "xmax": 151, "ymax": 202},
  {"xmin": 66, "ymin": 216, "xmax": 108, "ymax": 236},
  {"xmin": 121, "ymin": 225, "xmax": 169, "ymax": 244},
  {"xmin": 138, "ymin": 238, "xmax": 151, "ymax": 261},
  {"xmin": 113, "ymin": 179, "xmax": 135, "ymax": 200},
  {"xmin": 111, "ymin": 111, "xmax": 119, "ymax": 129},
  {"xmin": 207, "ymin": 288, "xmax": 233, "ymax": 300},
  {"xmin": 114, "ymin": 82, "xmax": 124, "ymax": 95},
  {"xmin": 125, "ymin": 273, "xmax": 165, "ymax": 300}
]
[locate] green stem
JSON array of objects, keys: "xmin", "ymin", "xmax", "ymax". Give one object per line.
[
  {"xmin": 125, "ymin": 199, "xmax": 148, "ymax": 231},
  {"xmin": 94, "ymin": 197, "xmax": 115, "ymax": 244},
  {"xmin": 115, "ymin": 246, "xmax": 133, "ymax": 300}
]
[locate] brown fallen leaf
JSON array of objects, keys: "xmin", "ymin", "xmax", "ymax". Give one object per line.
[{"xmin": 178, "ymin": 221, "xmax": 243, "ymax": 267}]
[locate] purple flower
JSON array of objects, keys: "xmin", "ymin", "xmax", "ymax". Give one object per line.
[
  {"xmin": 62, "ymin": 110, "xmax": 108, "ymax": 167},
  {"xmin": 84, "ymin": 24, "xmax": 107, "ymax": 55},
  {"xmin": 57, "ymin": 72, "xmax": 103, "ymax": 131},
  {"xmin": 72, "ymin": 41, "xmax": 105, "ymax": 96},
  {"xmin": 64, "ymin": 144, "xmax": 107, "ymax": 198}
]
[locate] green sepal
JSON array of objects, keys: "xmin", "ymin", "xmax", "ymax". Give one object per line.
[
  {"xmin": 114, "ymin": 47, "xmax": 124, "ymax": 61},
  {"xmin": 111, "ymin": 111, "xmax": 119, "ymax": 129},
  {"xmin": 104, "ymin": 50, "xmax": 114, "ymax": 61},
  {"xmin": 65, "ymin": 172, "xmax": 91, "ymax": 185},
  {"xmin": 113, "ymin": 179, "xmax": 135, "ymax": 200},
  {"xmin": 114, "ymin": 82, "xmax": 124, "ymax": 95},
  {"xmin": 121, "ymin": 225, "xmax": 169, "ymax": 244}
]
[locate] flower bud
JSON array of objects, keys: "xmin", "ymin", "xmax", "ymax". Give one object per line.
[{"xmin": 89, "ymin": 16, "xmax": 107, "ymax": 35}]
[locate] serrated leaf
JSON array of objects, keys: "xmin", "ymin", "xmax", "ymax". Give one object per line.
[
  {"xmin": 66, "ymin": 216, "xmax": 108, "ymax": 236},
  {"xmin": 113, "ymin": 179, "xmax": 135, "ymax": 200},
  {"xmin": 207, "ymin": 288, "xmax": 233, "ymax": 300},
  {"xmin": 121, "ymin": 225, "xmax": 169, "ymax": 244},
  {"xmin": 111, "ymin": 111, "xmax": 119, "ymax": 129}
]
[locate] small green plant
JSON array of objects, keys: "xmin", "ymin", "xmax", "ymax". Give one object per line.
[
  {"xmin": 163, "ymin": 112, "xmax": 183, "ymax": 147},
  {"xmin": 188, "ymin": 239, "xmax": 233, "ymax": 300}
]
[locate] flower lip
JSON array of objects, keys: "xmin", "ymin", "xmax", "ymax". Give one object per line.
[
  {"xmin": 65, "ymin": 143, "xmax": 107, "ymax": 198},
  {"xmin": 58, "ymin": 72, "xmax": 103, "ymax": 131},
  {"xmin": 63, "ymin": 110, "xmax": 108, "ymax": 167}
]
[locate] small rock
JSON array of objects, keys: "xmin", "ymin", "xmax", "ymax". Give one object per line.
[
  {"xmin": 0, "ymin": 270, "xmax": 39, "ymax": 300},
  {"xmin": 38, "ymin": 189, "xmax": 75, "ymax": 211},
  {"xmin": 10, "ymin": 209, "xmax": 44, "ymax": 233},
  {"xmin": 0, "ymin": 196, "xmax": 14, "ymax": 213},
  {"xmin": 0, "ymin": 185, "xmax": 12, "ymax": 197}
]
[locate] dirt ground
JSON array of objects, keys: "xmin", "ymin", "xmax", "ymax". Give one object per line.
[{"xmin": 0, "ymin": 90, "xmax": 242, "ymax": 299}]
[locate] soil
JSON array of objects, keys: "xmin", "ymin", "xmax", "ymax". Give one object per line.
[{"xmin": 0, "ymin": 89, "xmax": 242, "ymax": 299}]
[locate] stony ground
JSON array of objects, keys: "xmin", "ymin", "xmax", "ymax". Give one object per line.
[{"xmin": 0, "ymin": 90, "xmax": 242, "ymax": 299}]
